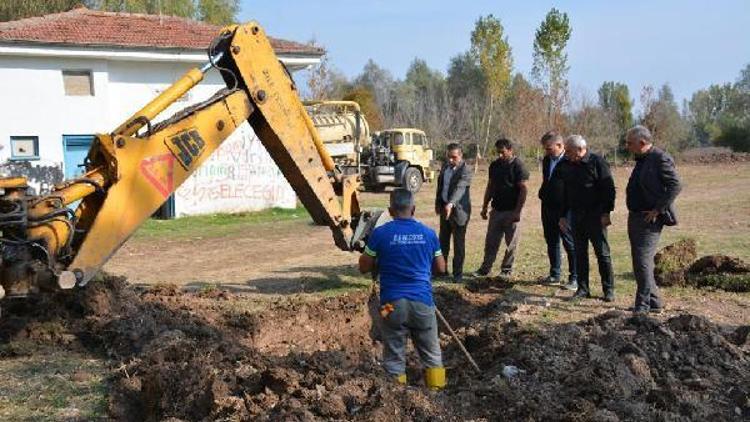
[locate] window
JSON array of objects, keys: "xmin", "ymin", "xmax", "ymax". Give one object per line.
[
  {"xmin": 405, "ymin": 133, "xmax": 413, "ymax": 145},
  {"xmin": 10, "ymin": 136, "xmax": 39, "ymax": 160},
  {"xmin": 392, "ymin": 132, "xmax": 404, "ymax": 146},
  {"xmin": 413, "ymin": 134, "xmax": 424, "ymax": 145},
  {"xmin": 62, "ymin": 70, "xmax": 94, "ymax": 96}
]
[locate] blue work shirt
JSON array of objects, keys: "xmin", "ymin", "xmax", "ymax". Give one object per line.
[{"xmin": 365, "ymin": 217, "xmax": 442, "ymax": 306}]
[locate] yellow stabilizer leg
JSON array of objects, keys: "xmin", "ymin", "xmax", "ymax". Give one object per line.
[
  {"xmin": 425, "ymin": 367, "xmax": 446, "ymax": 391},
  {"xmin": 395, "ymin": 373, "xmax": 407, "ymax": 385}
]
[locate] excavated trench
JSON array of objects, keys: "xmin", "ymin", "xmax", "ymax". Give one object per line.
[{"xmin": 1, "ymin": 275, "xmax": 749, "ymax": 421}]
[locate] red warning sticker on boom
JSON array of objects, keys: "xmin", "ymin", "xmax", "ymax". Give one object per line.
[{"xmin": 140, "ymin": 153, "xmax": 175, "ymax": 199}]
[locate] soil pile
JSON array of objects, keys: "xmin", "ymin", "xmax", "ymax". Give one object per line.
[
  {"xmin": 77, "ymin": 276, "xmax": 445, "ymax": 421},
  {"xmin": 654, "ymin": 240, "xmax": 750, "ymax": 292},
  {"xmin": 687, "ymin": 255, "xmax": 750, "ymax": 292},
  {"xmin": 1, "ymin": 275, "xmax": 748, "ymax": 421},
  {"xmin": 447, "ymin": 310, "xmax": 750, "ymax": 420},
  {"xmin": 678, "ymin": 148, "xmax": 750, "ymax": 164},
  {"xmin": 654, "ymin": 239, "xmax": 697, "ymax": 287}
]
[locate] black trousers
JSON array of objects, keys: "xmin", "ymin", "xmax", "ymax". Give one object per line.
[
  {"xmin": 541, "ymin": 205, "xmax": 577, "ymax": 281},
  {"xmin": 573, "ymin": 212, "xmax": 614, "ymax": 295},
  {"xmin": 439, "ymin": 215, "xmax": 467, "ymax": 278}
]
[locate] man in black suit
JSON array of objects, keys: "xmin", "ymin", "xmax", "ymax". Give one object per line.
[
  {"xmin": 558, "ymin": 135, "xmax": 616, "ymax": 301},
  {"xmin": 625, "ymin": 125, "xmax": 682, "ymax": 313},
  {"xmin": 435, "ymin": 143, "xmax": 472, "ymax": 282},
  {"xmin": 538, "ymin": 131, "xmax": 577, "ymax": 290}
]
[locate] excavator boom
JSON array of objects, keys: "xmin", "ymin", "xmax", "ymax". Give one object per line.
[{"xmin": 0, "ymin": 22, "xmax": 375, "ymax": 301}]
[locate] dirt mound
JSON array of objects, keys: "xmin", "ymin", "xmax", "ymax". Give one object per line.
[
  {"xmin": 77, "ymin": 277, "xmax": 446, "ymax": 421},
  {"xmin": 678, "ymin": 147, "xmax": 750, "ymax": 164},
  {"xmin": 654, "ymin": 239, "xmax": 697, "ymax": 287},
  {"xmin": 687, "ymin": 255, "xmax": 750, "ymax": 292},
  {"xmin": 447, "ymin": 311, "xmax": 750, "ymax": 420},
  {"xmin": 2, "ymin": 275, "xmax": 748, "ymax": 420},
  {"xmin": 465, "ymin": 276, "xmax": 515, "ymax": 293}
]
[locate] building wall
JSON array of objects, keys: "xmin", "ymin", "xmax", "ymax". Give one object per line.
[{"xmin": 0, "ymin": 53, "xmax": 297, "ymax": 215}]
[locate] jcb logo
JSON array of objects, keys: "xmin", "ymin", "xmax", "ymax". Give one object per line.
[{"xmin": 166, "ymin": 129, "xmax": 206, "ymax": 170}]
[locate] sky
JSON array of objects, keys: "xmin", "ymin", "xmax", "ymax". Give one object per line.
[{"xmin": 240, "ymin": 0, "xmax": 750, "ymax": 108}]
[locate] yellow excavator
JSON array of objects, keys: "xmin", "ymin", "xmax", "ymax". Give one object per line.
[{"xmin": 0, "ymin": 22, "xmax": 384, "ymax": 303}]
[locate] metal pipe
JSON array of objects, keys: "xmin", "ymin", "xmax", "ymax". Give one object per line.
[
  {"xmin": 435, "ymin": 306, "xmax": 481, "ymax": 374},
  {"xmin": 301, "ymin": 106, "xmax": 336, "ymax": 172},
  {"xmin": 112, "ymin": 63, "xmax": 214, "ymax": 137}
]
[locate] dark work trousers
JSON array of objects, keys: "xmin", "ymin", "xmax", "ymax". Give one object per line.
[
  {"xmin": 439, "ymin": 215, "xmax": 467, "ymax": 278},
  {"xmin": 628, "ymin": 212, "xmax": 664, "ymax": 311},
  {"xmin": 572, "ymin": 213, "xmax": 614, "ymax": 296},
  {"xmin": 541, "ymin": 205, "xmax": 577, "ymax": 281}
]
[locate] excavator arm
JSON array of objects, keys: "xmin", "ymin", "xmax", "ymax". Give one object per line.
[{"xmin": 0, "ymin": 22, "xmax": 380, "ymax": 300}]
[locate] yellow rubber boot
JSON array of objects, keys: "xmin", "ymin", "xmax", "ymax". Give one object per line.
[
  {"xmin": 395, "ymin": 373, "xmax": 407, "ymax": 385},
  {"xmin": 425, "ymin": 367, "xmax": 446, "ymax": 391}
]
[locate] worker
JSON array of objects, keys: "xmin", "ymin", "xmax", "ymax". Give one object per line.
[
  {"xmin": 473, "ymin": 138, "xmax": 529, "ymax": 279},
  {"xmin": 558, "ymin": 135, "xmax": 616, "ymax": 301},
  {"xmin": 435, "ymin": 143, "xmax": 472, "ymax": 283},
  {"xmin": 538, "ymin": 130, "xmax": 577, "ymax": 290},
  {"xmin": 625, "ymin": 125, "xmax": 682, "ymax": 313},
  {"xmin": 359, "ymin": 188, "xmax": 447, "ymax": 390}
]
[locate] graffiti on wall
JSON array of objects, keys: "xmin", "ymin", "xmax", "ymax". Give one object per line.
[
  {"xmin": 0, "ymin": 160, "xmax": 64, "ymax": 194},
  {"xmin": 175, "ymin": 123, "xmax": 296, "ymax": 216}
]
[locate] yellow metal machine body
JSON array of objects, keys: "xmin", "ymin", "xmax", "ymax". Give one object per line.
[{"xmin": 0, "ymin": 22, "xmax": 371, "ymax": 300}]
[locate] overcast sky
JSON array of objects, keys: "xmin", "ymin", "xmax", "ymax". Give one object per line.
[{"xmin": 241, "ymin": 0, "xmax": 750, "ymax": 107}]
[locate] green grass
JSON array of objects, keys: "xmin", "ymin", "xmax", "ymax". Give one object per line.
[
  {"xmin": 0, "ymin": 353, "xmax": 109, "ymax": 421},
  {"xmin": 134, "ymin": 206, "xmax": 310, "ymax": 239}
]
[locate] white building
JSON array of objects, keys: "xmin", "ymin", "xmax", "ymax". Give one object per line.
[{"xmin": 0, "ymin": 7, "xmax": 323, "ymax": 216}]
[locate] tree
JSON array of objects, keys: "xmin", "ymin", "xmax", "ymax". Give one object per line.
[
  {"xmin": 470, "ymin": 14, "xmax": 513, "ymax": 155},
  {"xmin": 0, "ymin": 0, "xmax": 238, "ymax": 24},
  {"xmin": 305, "ymin": 41, "xmax": 350, "ymax": 101},
  {"xmin": 343, "ymin": 86, "xmax": 383, "ymax": 131},
  {"xmin": 598, "ymin": 81, "xmax": 633, "ymax": 134},
  {"xmin": 353, "ymin": 59, "xmax": 394, "ymax": 113},
  {"xmin": 0, "ymin": 0, "xmax": 87, "ymax": 21},
  {"xmin": 640, "ymin": 84, "xmax": 689, "ymax": 151},
  {"xmin": 93, "ymin": 0, "xmax": 238, "ymax": 24},
  {"xmin": 397, "ymin": 58, "xmax": 450, "ymax": 141},
  {"xmin": 568, "ymin": 90, "xmax": 620, "ymax": 160},
  {"xmin": 446, "ymin": 52, "xmax": 487, "ymax": 142},
  {"xmin": 686, "ymin": 83, "xmax": 734, "ymax": 145},
  {"xmin": 501, "ymin": 73, "xmax": 548, "ymax": 156},
  {"xmin": 195, "ymin": 0, "xmax": 239, "ymax": 25},
  {"xmin": 708, "ymin": 63, "xmax": 750, "ymax": 152},
  {"xmin": 532, "ymin": 8, "xmax": 572, "ymax": 127}
]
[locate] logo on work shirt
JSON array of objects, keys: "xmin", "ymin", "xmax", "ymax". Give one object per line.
[{"xmin": 390, "ymin": 233, "xmax": 426, "ymax": 245}]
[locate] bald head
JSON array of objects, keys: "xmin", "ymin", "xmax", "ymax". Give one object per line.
[{"xmin": 389, "ymin": 188, "xmax": 415, "ymax": 217}]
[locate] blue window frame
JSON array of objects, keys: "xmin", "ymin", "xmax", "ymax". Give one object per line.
[{"xmin": 10, "ymin": 136, "xmax": 40, "ymax": 161}]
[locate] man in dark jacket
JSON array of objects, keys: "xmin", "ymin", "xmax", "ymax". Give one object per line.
[
  {"xmin": 435, "ymin": 143, "xmax": 472, "ymax": 282},
  {"xmin": 558, "ymin": 135, "xmax": 616, "ymax": 301},
  {"xmin": 538, "ymin": 131, "xmax": 577, "ymax": 290},
  {"xmin": 625, "ymin": 125, "xmax": 682, "ymax": 313}
]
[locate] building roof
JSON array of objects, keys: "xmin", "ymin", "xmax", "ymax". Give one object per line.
[{"xmin": 0, "ymin": 6, "xmax": 323, "ymax": 56}]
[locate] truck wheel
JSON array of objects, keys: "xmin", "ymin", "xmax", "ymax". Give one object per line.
[{"xmin": 403, "ymin": 168, "xmax": 422, "ymax": 193}]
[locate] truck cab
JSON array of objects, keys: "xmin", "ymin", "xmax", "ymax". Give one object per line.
[{"xmin": 365, "ymin": 128, "xmax": 435, "ymax": 192}]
